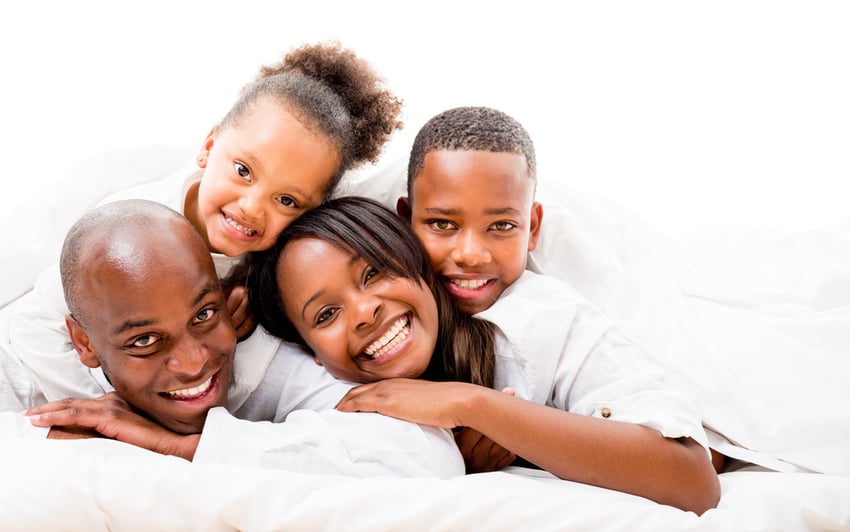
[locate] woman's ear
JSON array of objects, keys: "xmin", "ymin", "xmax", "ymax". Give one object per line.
[{"xmin": 65, "ymin": 315, "xmax": 101, "ymax": 369}]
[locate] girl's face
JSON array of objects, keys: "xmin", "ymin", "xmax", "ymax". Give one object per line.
[
  {"xmin": 277, "ymin": 237, "xmax": 439, "ymax": 383},
  {"xmin": 188, "ymin": 99, "xmax": 341, "ymax": 256}
]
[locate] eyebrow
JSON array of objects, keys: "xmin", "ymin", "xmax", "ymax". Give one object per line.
[
  {"xmin": 109, "ymin": 282, "xmax": 218, "ymax": 336},
  {"xmin": 300, "ymin": 254, "xmax": 361, "ymax": 321},
  {"xmin": 422, "ymin": 206, "xmax": 521, "ymax": 216}
]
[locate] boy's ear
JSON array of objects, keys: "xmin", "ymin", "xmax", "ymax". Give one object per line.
[
  {"xmin": 65, "ymin": 315, "xmax": 101, "ymax": 369},
  {"xmin": 197, "ymin": 125, "xmax": 218, "ymax": 169},
  {"xmin": 527, "ymin": 202, "xmax": 544, "ymax": 252},
  {"xmin": 396, "ymin": 197, "xmax": 412, "ymax": 223}
]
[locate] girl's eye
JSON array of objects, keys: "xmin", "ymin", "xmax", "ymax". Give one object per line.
[
  {"xmin": 492, "ymin": 221, "xmax": 517, "ymax": 231},
  {"xmin": 132, "ymin": 334, "xmax": 160, "ymax": 348},
  {"xmin": 276, "ymin": 196, "xmax": 297, "ymax": 208},
  {"xmin": 234, "ymin": 162, "xmax": 251, "ymax": 182},
  {"xmin": 196, "ymin": 308, "xmax": 217, "ymax": 322},
  {"xmin": 316, "ymin": 307, "xmax": 337, "ymax": 325}
]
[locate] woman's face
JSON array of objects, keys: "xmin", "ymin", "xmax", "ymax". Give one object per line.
[{"xmin": 276, "ymin": 237, "xmax": 439, "ymax": 383}]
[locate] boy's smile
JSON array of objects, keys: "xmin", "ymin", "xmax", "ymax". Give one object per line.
[{"xmin": 404, "ymin": 149, "xmax": 542, "ymax": 315}]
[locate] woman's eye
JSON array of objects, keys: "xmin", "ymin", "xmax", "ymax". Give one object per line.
[
  {"xmin": 364, "ymin": 267, "xmax": 380, "ymax": 284},
  {"xmin": 234, "ymin": 162, "xmax": 251, "ymax": 181},
  {"xmin": 316, "ymin": 308, "xmax": 336, "ymax": 325},
  {"xmin": 492, "ymin": 221, "xmax": 517, "ymax": 231},
  {"xmin": 196, "ymin": 308, "xmax": 217, "ymax": 322},
  {"xmin": 132, "ymin": 335, "xmax": 159, "ymax": 348},
  {"xmin": 276, "ymin": 196, "xmax": 296, "ymax": 208}
]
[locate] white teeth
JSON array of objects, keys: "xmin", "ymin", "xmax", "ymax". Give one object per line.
[
  {"xmin": 225, "ymin": 214, "xmax": 257, "ymax": 236},
  {"xmin": 451, "ymin": 279, "xmax": 489, "ymax": 290},
  {"xmin": 166, "ymin": 375, "xmax": 213, "ymax": 398},
  {"xmin": 364, "ymin": 316, "xmax": 410, "ymax": 358}
]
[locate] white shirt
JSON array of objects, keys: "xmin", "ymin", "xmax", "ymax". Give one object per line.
[{"xmin": 477, "ymin": 270, "xmax": 711, "ymax": 453}]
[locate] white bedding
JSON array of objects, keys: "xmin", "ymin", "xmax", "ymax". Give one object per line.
[{"xmin": 1, "ymin": 145, "xmax": 849, "ymax": 530}]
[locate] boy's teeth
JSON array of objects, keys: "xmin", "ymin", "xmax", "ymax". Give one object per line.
[
  {"xmin": 167, "ymin": 375, "xmax": 213, "ymax": 398},
  {"xmin": 225, "ymin": 214, "xmax": 257, "ymax": 236},
  {"xmin": 451, "ymin": 279, "xmax": 489, "ymax": 290},
  {"xmin": 364, "ymin": 316, "xmax": 410, "ymax": 358}
]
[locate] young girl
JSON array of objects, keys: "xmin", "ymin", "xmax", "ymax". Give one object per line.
[
  {"xmin": 247, "ymin": 196, "xmax": 720, "ymax": 514},
  {"xmin": 4, "ymin": 41, "xmax": 403, "ymax": 408}
]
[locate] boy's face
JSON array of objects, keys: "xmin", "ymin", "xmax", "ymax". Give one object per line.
[
  {"xmin": 401, "ymin": 150, "xmax": 542, "ymax": 315},
  {"xmin": 189, "ymin": 98, "xmax": 340, "ymax": 257},
  {"xmin": 67, "ymin": 222, "xmax": 236, "ymax": 434},
  {"xmin": 276, "ymin": 237, "xmax": 439, "ymax": 383}
]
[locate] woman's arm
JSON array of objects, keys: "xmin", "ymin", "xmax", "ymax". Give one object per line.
[{"xmin": 337, "ymin": 379, "xmax": 720, "ymax": 515}]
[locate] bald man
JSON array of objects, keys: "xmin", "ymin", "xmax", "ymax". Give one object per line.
[{"xmin": 16, "ymin": 199, "xmax": 463, "ymax": 478}]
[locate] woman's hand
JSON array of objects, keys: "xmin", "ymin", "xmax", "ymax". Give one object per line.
[
  {"xmin": 336, "ymin": 378, "xmax": 481, "ymax": 429},
  {"xmin": 26, "ymin": 393, "xmax": 200, "ymax": 460}
]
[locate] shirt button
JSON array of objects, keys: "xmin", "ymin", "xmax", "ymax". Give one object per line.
[{"xmin": 601, "ymin": 407, "xmax": 612, "ymax": 418}]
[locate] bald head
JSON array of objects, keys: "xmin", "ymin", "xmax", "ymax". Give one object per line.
[{"xmin": 60, "ymin": 199, "xmax": 213, "ymax": 326}]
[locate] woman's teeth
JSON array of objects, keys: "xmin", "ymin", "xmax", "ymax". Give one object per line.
[
  {"xmin": 364, "ymin": 316, "xmax": 410, "ymax": 358},
  {"xmin": 166, "ymin": 375, "xmax": 213, "ymax": 399},
  {"xmin": 225, "ymin": 214, "xmax": 257, "ymax": 236}
]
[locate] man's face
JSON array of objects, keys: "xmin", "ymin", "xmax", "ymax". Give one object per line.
[
  {"xmin": 404, "ymin": 149, "xmax": 542, "ymax": 315},
  {"xmin": 68, "ymin": 222, "xmax": 236, "ymax": 434}
]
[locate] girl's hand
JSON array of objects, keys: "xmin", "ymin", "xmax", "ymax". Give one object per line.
[
  {"xmin": 26, "ymin": 393, "xmax": 199, "ymax": 460},
  {"xmin": 336, "ymin": 378, "xmax": 476, "ymax": 429},
  {"xmin": 225, "ymin": 284, "xmax": 257, "ymax": 341}
]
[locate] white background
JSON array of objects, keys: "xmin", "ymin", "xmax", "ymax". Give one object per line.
[{"xmin": 1, "ymin": 0, "xmax": 848, "ymax": 237}]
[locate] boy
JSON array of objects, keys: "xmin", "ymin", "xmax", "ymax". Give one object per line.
[
  {"xmin": 18, "ymin": 199, "xmax": 463, "ymax": 477},
  {"xmin": 396, "ymin": 106, "xmax": 542, "ymax": 315}
]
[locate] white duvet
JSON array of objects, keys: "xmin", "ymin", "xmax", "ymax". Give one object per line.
[{"xmin": 1, "ymin": 145, "xmax": 849, "ymax": 530}]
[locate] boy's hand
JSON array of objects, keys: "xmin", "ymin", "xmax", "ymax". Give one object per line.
[
  {"xmin": 26, "ymin": 393, "xmax": 200, "ymax": 461},
  {"xmin": 225, "ymin": 284, "xmax": 257, "ymax": 341},
  {"xmin": 455, "ymin": 427, "xmax": 516, "ymax": 473}
]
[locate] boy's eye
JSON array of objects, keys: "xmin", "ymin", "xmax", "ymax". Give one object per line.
[
  {"xmin": 315, "ymin": 307, "xmax": 337, "ymax": 325},
  {"xmin": 276, "ymin": 196, "xmax": 297, "ymax": 208},
  {"xmin": 428, "ymin": 220, "xmax": 455, "ymax": 231},
  {"xmin": 234, "ymin": 162, "xmax": 251, "ymax": 182},
  {"xmin": 131, "ymin": 334, "xmax": 160, "ymax": 348},
  {"xmin": 491, "ymin": 221, "xmax": 517, "ymax": 231}
]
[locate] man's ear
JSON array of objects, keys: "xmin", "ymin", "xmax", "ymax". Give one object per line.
[
  {"xmin": 65, "ymin": 315, "xmax": 101, "ymax": 369},
  {"xmin": 312, "ymin": 354, "xmax": 323, "ymax": 366},
  {"xmin": 527, "ymin": 202, "xmax": 544, "ymax": 252},
  {"xmin": 396, "ymin": 197, "xmax": 412, "ymax": 223}
]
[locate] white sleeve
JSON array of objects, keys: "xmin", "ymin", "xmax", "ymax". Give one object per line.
[
  {"xmin": 4, "ymin": 263, "xmax": 108, "ymax": 401},
  {"xmin": 194, "ymin": 407, "xmax": 464, "ymax": 479}
]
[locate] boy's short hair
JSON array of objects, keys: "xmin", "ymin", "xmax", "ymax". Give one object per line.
[{"xmin": 406, "ymin": 106, "xmax": 536, "ymax": 198}]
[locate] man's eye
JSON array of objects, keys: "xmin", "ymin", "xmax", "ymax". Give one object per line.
[
  {"xmin": 234, "ymin": 162, "xmax": 251, "ymax": 181},
  {"xmin": 196, "ymin": 308, "xmax": 216, "ymax": 322},
  {"xmin": 132, "ymin": 335, "xmax": 159, "ymax": 348},
  {"xmin": 276, "ymin": 196, "xmax": 297, "ymax": 208}
]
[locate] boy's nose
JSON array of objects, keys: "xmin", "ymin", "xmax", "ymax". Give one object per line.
[{"xmin": 452, "ymin": 231, "xmax": 491, "ymax": 267}]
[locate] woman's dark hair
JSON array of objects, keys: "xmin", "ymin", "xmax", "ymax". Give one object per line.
[{"xmin": 247, "ymin": 196, "xmax": 497, "ymax": 387}]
